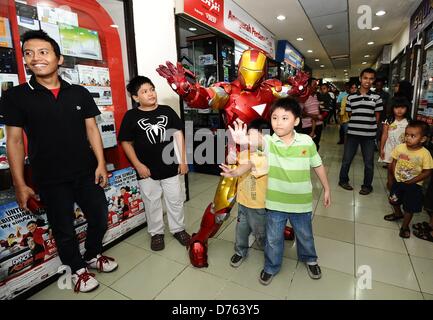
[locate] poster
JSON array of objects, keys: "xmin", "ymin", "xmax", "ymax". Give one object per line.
[
  {"xmin": 0, "ymin": 202, "xmax": 58, "ymax": 285},
  {"xmin": 0, "ymin": 17, "xmax": 12, "ymax": 48},
  {"xmin": 77, "ymin": 65, "xmax": 110, "ymax": 87},
  {"xmin": 40, "ymin": 21, "xmax": 61, "ymax": 49},
  {"xmin": 105, "ymin": 168, "xmax": 146, "ymax": 235},
  {"xmin": 58, "ymin": 67, "xmax": 79, "ymax": 85},
  {"xmin": 59, "ymin": 24, "xmax": 102, "ymax": 60}
]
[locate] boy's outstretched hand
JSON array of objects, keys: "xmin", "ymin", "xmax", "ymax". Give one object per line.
[
  {"xmin": 219, "ymin": 163, "xmax": 238, "ymax": 178},
  {"xmin": 228, "ymin": 119, "xmax": 249, "ymax": 146}
]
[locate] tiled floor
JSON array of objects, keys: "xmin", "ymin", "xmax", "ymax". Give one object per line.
[{"xmin": 29, "ymin": 125, "xmax": 433, "ymax": 300}]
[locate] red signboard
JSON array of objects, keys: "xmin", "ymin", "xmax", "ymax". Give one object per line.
[{"xmin": 184, "ymin": 0, "xmax": 225, "ymax": 31}]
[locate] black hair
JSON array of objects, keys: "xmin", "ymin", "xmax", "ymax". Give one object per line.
[
  {"xmin": 308, "ymin": 77, "xmax": 318, "ymax": 86},
  {"xmin": 360, "ymin": 68, "xmax": 376, "ymax": 78},
  {"xmin": 126, "ymin": 76, "xmax": 155, "ymax": 97},
  {"xmin": 386, "ymin": 97, "xmax": 412, "ymax": 123},
  {"xmin": 247, "ymin": 118, "xmax": 271, "ymax": 132},
  {"xmin": 395, "ymin": 80, "xmax": 413, "ymax": 101},
  {"xmin": 407, "ymin": 120, "xmax": 430, "ymax": 138},
  {"xmin": 26, "ymin": 221, "xmax": 37, "ymax": 227},
  {"xmin": 270, "ymin": 97, "xmax": 301, "ymax": 119},
  {"xmin": 21, "ymin": 30, "xmax": 61, "ymax": 58}
]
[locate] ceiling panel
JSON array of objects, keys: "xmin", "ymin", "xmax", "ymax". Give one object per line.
[
  {"xmin": 299, "ymin": 0, "xmax": 347, "ymax": 18},
  {"xmin": 320, "ymin": 33, "xmax": 349, "ymax": 56},
  {"xmin": 311, "ymin": 12, "xmax": 348, "ymax": 36}
]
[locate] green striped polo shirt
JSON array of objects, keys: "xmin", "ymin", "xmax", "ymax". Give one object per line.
[{"xmin": 264, "ymin": 131, "xmax": 322, "ymax": 213}]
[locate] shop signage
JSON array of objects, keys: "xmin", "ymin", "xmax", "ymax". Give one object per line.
[
  {"xmin": 410, "ymin": 0, "xmax": 433, "ymax": 41},
  {"xmin": 276, "ymin": 40, "xmax": 304, "ymax": 70},
  {"xmin": 180, "ymin": 0, "xmax": 275, "ymax": 58}
]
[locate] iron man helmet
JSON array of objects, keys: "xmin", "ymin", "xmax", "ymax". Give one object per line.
[{"xmin": 237, "ymin": 49, "xmax": 267, "ymax": 90}]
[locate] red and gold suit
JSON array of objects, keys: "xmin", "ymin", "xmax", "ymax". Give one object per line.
[{"xmin": 157, "ymin": 49, "xmax": 309, "ymax": 268}]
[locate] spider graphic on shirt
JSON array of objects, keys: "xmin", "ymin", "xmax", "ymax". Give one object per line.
[{"xmin": 137, "ymin": 115, "xmax": 168, "ymax": 144}]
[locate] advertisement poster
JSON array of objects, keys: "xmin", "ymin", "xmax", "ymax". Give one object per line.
[
  {"xmin": 0, "ymin": 202, "xmax": 57, "ymax": 284},
  {"xmin": 105, "ymin": 168, "xmax": 146, "ymax": 235},
  {"xmin": 77, "ymin": 65, "xmax": 111, "ymax": 87},
  {"xmin": 0, "ymin": 17, "xmax": 12, "ymax": 48},
  {"xmin": 84, "ymin": 86, "xmax": 113, "ymax": 106},
  {"xmin": 59, "ymin": 24, "xmax": 102, "ymax": 60}
]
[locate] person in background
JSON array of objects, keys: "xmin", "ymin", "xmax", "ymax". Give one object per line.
[
  {"xmin": 374, "ymin": 78, "xmax": 390, "ymax": 150},
  {"xmin": 337, "ymin": 82, "xmax": 357, "ymax": 144}
]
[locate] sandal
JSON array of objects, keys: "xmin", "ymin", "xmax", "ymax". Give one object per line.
[
  {"xmin": 399, "ymin": 227, "xmax": 410, "ymax": 239},
  {"xmin": 412, "ymin": 222, "xmax": 433, "ymax": 232},
  {"xmin": 384, "ymin": 213, "xmax": 404, "ymax": 221},
  {"xmin": 413, "ymin": 229, "xmax": 433, "ymax": 243}
]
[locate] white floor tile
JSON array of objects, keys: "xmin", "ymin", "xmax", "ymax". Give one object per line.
[
  {"xmin": 215, "ymin": 281, "xmax": 280, "ymax": 300},
  {"xmin": 314, "ymin": 202, "xmax": 354, "ymax": 221},
  {"xmin": 314, "ymin": 236, "xmax": 355, "ymax": 275},
  {"xmin": 355, "ymin": 223, "xmax": 407, "ymax": 254},
  {"xmin": 155, "ymin": 267, "xmax": 228, "ymax": 300},
  {"xmin": 411, "ymin": 256, "xmax": 433, "ymax": 294},
  {"xmin": 312, "ymin": 215, "xmax": 354, "ymax": 243},
  {"xmin": 355, "ymin": 206, "xmax": 400, "ymax": 230},
  {"xmin": 111, "ymin": 254, "xmax": 186, "ymax": 300},
  {"xmin": 355, "ymin": 245, "xmax": 419, "ymax": 291},
  {"xmin": 286, "ymin": 265, "xmax": 355, "ymax": 300},
  {"xmin": 92, "ymin": 287, "xmax": 130, "ymax": 300},
  {"xmin": 356, "ymin": 280, "xmax": 423, "ymax": 300}
]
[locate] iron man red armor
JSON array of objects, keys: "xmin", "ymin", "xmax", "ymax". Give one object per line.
[{"xmin": 157, "ymin": 49, "xmax": 309, "ymax": 268}]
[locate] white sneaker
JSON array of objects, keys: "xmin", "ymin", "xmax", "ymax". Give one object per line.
[
  {"xmin": 86, "ymin": 254, "xmax": 118, "ymax": 273},
  {"xmin": 71, "ymin": 268, "xmax": 99, "ymax": 293}
]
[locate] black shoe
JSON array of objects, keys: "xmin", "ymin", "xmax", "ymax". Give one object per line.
[
  {"xmin": 306, "ymin": 263, "xmax": 322, "ymax": 279},
  {"xmin": 338, "ymin": 182, "xmax": 353, "ymax": 191},
  {"xmin": 359, "ymin": 186, "xmax": 373, "ymax": 195},
  {"xmin": 230, "ymin": 254, "xmax": 243, "ymax": 268},
  {"xmin": 259, "ymin": 270, "xmax": 273, "ymax": 285},
  {"xmin": 173, "ymin": 230, "xmax": 191, "ymax": 246},
  {"xmin": 151, "ymin": 234, "xmax": 165, "ymax": 251}
]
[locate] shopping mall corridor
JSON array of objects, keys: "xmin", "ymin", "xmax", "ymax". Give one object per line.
[{"xmin": 29, "ymin": 125, "xmax": 433, "ymax": 300}]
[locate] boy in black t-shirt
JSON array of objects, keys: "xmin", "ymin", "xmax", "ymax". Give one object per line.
[{"xmin": 119, "ymin": 76, "xmax": 190, "ymax": 251}]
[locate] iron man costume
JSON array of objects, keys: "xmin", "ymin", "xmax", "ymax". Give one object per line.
[{"xmin": 157, "ymin": 49, "xmax": 309, "ymax": 268}]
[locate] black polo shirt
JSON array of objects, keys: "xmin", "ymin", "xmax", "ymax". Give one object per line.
[{"xmin": 0, "ymin": 76, "xmax": 100, "ymax": 186}]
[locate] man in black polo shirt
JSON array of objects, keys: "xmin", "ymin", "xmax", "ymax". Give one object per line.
[
  {"xmin": 1, "ymin": 30, "xmax": 117, "ymax": 293},
  {"xmin": 339, "ymin": 68, "xmax": 383, "ymax": 195}
]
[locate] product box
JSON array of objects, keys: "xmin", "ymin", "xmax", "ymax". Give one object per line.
[
  {"xmin": 0, "ymin": 74, "xmax": 19, "ymax": 98},
  {"xmin": 96, "ymin": 110, "xmax": 117, "ymax": 148},
  {"xmin": 15, "ymin": 3, "xmax": 38, "ymax": 20},
  {"xmin": 37, "ymin": 5, "xmax": 78, "ymax": 26},
  {"xmin": 0, "ymin": 17, "xmax": 12, "ymax": 48},
  {"xmin": 17, "ymin": 16, "xmax": 40, "ymax": 36},
  {"xmin": 77, "ymin": 65, "xmax": 111, "ymax": 87},
  {"xmin": 84, "ymin": 86, "xmax": 112, "ymax": 106},
  {"xmin": 40, "ymin": 21, "xmax": 61, "ymax": 49},
  {"xmin": 58, "ymin": 67, "xmax": 79, "ymax": 85}
]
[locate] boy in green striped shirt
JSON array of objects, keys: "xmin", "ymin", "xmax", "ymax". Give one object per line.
[{"xmin": 229, "ymin": 97, "xmax": 331, "ymax": 285}]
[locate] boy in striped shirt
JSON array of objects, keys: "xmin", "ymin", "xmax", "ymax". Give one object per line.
[{"xmin": 229, "ymin": 97, "xmax": 331, "ymax": 285}]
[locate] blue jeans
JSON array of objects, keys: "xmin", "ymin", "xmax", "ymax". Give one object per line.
[
  {"xmin": 235, "ymin": 204, "xmax": 266, "ymax": 257},
  {"xmin": 264, "ymin": 210, "xmax": 317, "ymax": 275},
  {"xmin": 339, "ymin": 135, "xmax": 375, "ymax": 189}
]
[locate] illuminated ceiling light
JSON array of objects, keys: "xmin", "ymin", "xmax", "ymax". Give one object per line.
[
  {"xmin": 315, "ymin": 59, "xmax": 320, "ymax": 62},
  {"xmin": 320, "ymin": 65, "xmax": 325, "ymax": 68},
  {"xmin": 362, "ymin": 61, "xmax": 367, "ymax": 64},
  {"xmin": 376, "ymin": 10, "xmax": 386, "ymax": 16},
  {"xmin": 277, "ymin": 15, "xmax": 286, "ymax": 21},
  {"xmin": 367, "ymin": 42, "xmax": 374, "ymax": 45},
  {"xmin": 326, "ymin": 24, "xmax": 333, "ymax": 30},
  {"xmin": 344, "ymin": 69, "xmax": 347, "ymax": 72},
  {"xmin": 307, "ymin": 50, "xmax": 313, "ymax": 53},
  {"xmin": 364, "ymin": 54, "xmax": 370, "ymax": 57},
  {"xmin": 296, "ymin": 37, "xmax": 304, "ymax": 41},
  {"xmin": 188, "ymin": 27, "xmax": 197, "ymax": 31},
  {"xmin": 372, "ymin": 26, "xmax": 380, "ymax": 31}
]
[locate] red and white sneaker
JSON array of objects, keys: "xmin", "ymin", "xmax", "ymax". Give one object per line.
[
  {"xmin": 86, "ymin": 254, "xmax": 118, "ymax": 273},
  {"xmin": 71, "ymin": 268, "xmax": 99, "ymax": 293}
]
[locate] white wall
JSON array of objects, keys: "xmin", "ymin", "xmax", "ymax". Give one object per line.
[
  {"xmin": 391, "ymin": 24, "xmax": 410, "ymax": 61},
  {"xmin": 132, "ymin": 0, "xmax": 180, "ymax": 115}
]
